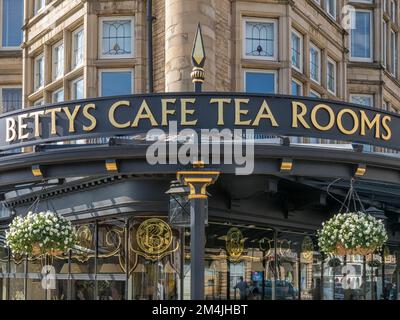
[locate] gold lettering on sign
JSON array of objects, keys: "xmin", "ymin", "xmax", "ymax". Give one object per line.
[
  {"xmin": 6, "ymin": 117, "xmax": 16, "ymax": 142},
  {"xmin": 337, "ymin": 109, "xmax": 359, "ymax": 135},
  {"xmin": 234, "ymin": 98, "xmax": 251, "ymax": 125},
  {"xmin": 381, "ymin": 115, "xmax": 392, "ymax": 140},
  {"xmin": 161, "ymin": 98, "xmax": 176, "ymax": 126},
  {"xmin": 252, "ymin": 100, "xmax": 278, "ymax": 127},
  {"xmin": 311, "ymin": 104, "xmax": 335, "ymax": 131},
  {"xmin": 17, "ymin": 114, "xmax": 29, "ymax": 140},
  {"xmin": 132, "ymin": 100, "xmax": 158, "ymax": 127},
  {"xmin": 210, "ymin": 98, "xmax": 232, "ymax": 126},
  {"xmin": 181, "ymin": 98, "xmax": 197, "ymax": 125},
  {"xmin": 83, "ymin": 103, "xmax": 97, "ymax": 132},
  {"xmin": 29, "ymin": 110, "xmax": 44, "ymax": 137},
  {"xmin": 292, "ymin": 101, "xmax": 310, "ymax": 128},
  {"xmin": 109, "ymin": 101, "xmax": 130, "ymax": 128},
  {"xmin": 360, "ymin": 111, "xmax": 380, "ymax": 138},
  {"xmin": 63, "ymin": 106, "xmax": 81, "ymax": 133},
  {"xmin": 45, "ymin": 108, "xmax": 61, "ymax": 135}
]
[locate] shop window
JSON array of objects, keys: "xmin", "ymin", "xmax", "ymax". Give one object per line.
[
  {"xmin": 52, "ymin": 88, "xmax": 64, "ymax": 103},
  {"xmin": 243, "ymin": 18, "xmax": 277, "ymax": 60},
  {"xmin": 52, "ymin": 41, "xmax": 64, "ymax": 80},
  {"xmin": 327, "ymin": 57, "xmax": 337, "ymax": 95},
  {"xmin": 0, "ymin": 87, "xmax": 22, "ymax": 113},
  {"xmin": 291, "ymin": 29, "xmax": 303, "ymax": 72},
  {"xmin": 34, "ymin": 54, "xmax": 44, "ymax": 91},
  {"xmin": 310, "ymin": 43, "xmax": 321, "ymax": 84},
  {"xmin": 71, "ymin": 77, "xmax": 84, "ymax": 100},
  {"xmin": 350, "ymin": 10, "xmax": 373, "ymax": 62},
  {"xmin": 99, "ymin": 69, "xmax": 134, "ymax": 97},
  {"xmin": 100, "ymin": 17, "xmax": 134, "ymax": 59},
  {"xmin": 1, "ymin": 0, "xmax": 23, "ymax": 48},
  {"xmin": 72, "ymin": 27, "xmax": 84, "ymax": 69},
  {"xmin": 244, "ymin": 70, "xmax": 277, "ymax": 94}
]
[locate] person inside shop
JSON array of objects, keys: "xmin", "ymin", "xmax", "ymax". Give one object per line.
[{"xmin": 234, "ymin": 276, "xmax": 249, "ymax": 300}]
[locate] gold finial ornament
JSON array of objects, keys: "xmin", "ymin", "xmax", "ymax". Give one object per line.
[{"xmin": 191, "ymin": 23, "xmax": 206, "ymax": 92}]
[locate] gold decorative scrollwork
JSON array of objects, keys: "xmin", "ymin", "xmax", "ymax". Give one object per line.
[
  {"xmin": 226, "ymin": 227, "xmax": 244, "ymax": 263},
  {"xmin": 301, "ymin": 236, "xmax": 314, "ymax": 262}
]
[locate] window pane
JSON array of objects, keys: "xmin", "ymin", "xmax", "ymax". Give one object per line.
[
  {"xmin": 351, "ymin": 11, "xmax": 371, "ymax": 59},
  {"xmin": 73, "ymin": 79, "xmax": 84, "ymax": 100},
  {"xmin": 245, "ymin": 72, "xmax": 276, "ymax": 94},
  {"xmin": 2, "ymin": 0, "xmax": 23, "ymax": 47},
  {"xmin": 327, "ymin": 61, "xmax": 336, "ymax": 93},
  {"xmin": 292, "ymin": 80, "xmax": 302, "ymax": 96},
  {"xmin": 245, "ymin": 21, "xmax": 275, "ymax": 58},
  {"xmin": 310, "ymin": 46, "xmax": 320, "ymax": 82},
  {"xmin": 291, "ymin": 32, "xmax": 301, "ymax": 70},
  {"xmin": 351, "ymin": 95, "xmax": 372, "ymax": 106},
  {"xmin": 2, "ymin": 88, "xmax": 22, "ymax": 112},
  {"xmin": 73, "ymin": 29, "xmax": 84, "ymax": 67},
  {"xmin": 101, "ymin": 71, "xmax": 132, "ymax": 97},
  {"xmin": 35, "ymin": 56, "xmax": 44, "ymax": 90},
  {"xmin": 53, "ymin": 43, "xmax": 64, "ymax": 79},
  {"xmin": 53, "ymin": 90, "xmax": 64, "ymax": 103},
  {"xmin": 102, "ymin": 20, "xmax": 132, "ymax": 57},
  {"xmin": 327, "ymin": 0, "xmax": 336, "ymax": 17}
]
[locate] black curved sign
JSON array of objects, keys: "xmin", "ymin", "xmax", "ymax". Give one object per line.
[{"xmin": 0, "ymin": 93, "xmax": 397, "ymax": 151}]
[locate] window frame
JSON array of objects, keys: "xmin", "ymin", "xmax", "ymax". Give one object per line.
[
  {"xmin": 0, "ymin": 85, "xmax": 22, "ymax": 113},
  {"xmin": 391, "ymin": 1, "xmax": 396, "ymax": 23},
  {"xmin": 72, "ymin": 26, "xmax": 84, "ymax": 69},
  {"xmin": 326, "ymin": 57, "xmax": 337, "ymax": 95},
  {"xmin": 98, "ymin": 68, "xmax": 135, "ymax": 97},
  {"xmin": 33, "ymin": 98, "xmax": 43, "ymax": 106},
  {"xmin": 350, "ymin": 94, "xmax": 374, "ymax": 107},
  {"xmin": 52, "ymin": 88, "xmax": 64, "ymax": 103},
  {"xmin": 391, "ymin": 30, "xmax": 397, "ymax": 77},
  {"xmin": 291, "ymin": 78, "xmax": 303, "ymax": 96},
  {"xmin": 349, "ymin": 9, "xmax": 373, "ymax": 62},
  {"xmin": 52, "ymin": 40, "xmax": 64, "ymax": 81},
  {"xmin": 71, "ymin": 77, "xmax": 85, "ymax": 100},
  {"xmin": 99, "ymin": 16, "xmax": 135, "ymax": 60},
  {"xmin": 291, "ymin": 29, "xmax": 303, "ymax": 73},
  {"xmin": 383, "ymin": 20, "xmax": 387, "ymax": 68},
  {"xmin": 309, "ymin": 42, "xmax": 321, "ymax": 84},
  {"xmin": 326, "ymin": 0, "xmax": 337, "ymax": 19},
  {"xmin": 0, "ymin": 0, "xmax": 24, "ymax": 50},
  {"xmin": 243, "ymin": 69, "xmax": 278, "ymax": 94},
  {"xmin": 34, "ymin": 54, "xmax": 44, "ymax": 91},
  {"xmin": 34, "ymin": 0, "xmax": 46, "ymax": 15},
  {"xmin": 242, "ymin": 17, "xmax": 278, "ymax": 61},
  {"xmin": 309, "ymin": 89, "xmax": 321, "ymax": 98}
]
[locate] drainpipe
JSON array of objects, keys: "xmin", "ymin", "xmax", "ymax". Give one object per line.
[{"xmin": 147, "ymin": 0, "xmax": 154, "ymax": 93}]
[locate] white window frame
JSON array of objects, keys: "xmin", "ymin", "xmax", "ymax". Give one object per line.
[
  {"xmin": 71, "ymin": 77, "xmax": 85, "ymax": 100},
  {"xmin": 327, "ymin": 57, "xmax": 337, "ymax": 95},
  {"xmin": 383, "ymin": 21, "xmax": 387, "ymax": 68},
  {"xmin": 291, "ymin": 29, "xmax": 303, "ymax": 73},
  {"xmin": 243, "ymin": 69, "xmax": 278, "ymax": 93},
  {"xmin": 33, "ymin": 98, "xmax": 43, "ymax": 106},
  {"xmin": 391, "ymin": 30, "xmax": 398, "ymax": 77},
  {"xmin": 99, "ymin": 16, "xmax": 135, "ymax": 59},
  {"xmin": 34, "ymin": 0, "xmax": 46, "ymax": 15},
  {"xmin": 0, "ymin": 85, "xmax": 22, "ymax": 113},
  {"xmin": 382, "ymin": 100, "xmax": 388, "ymax": 111},
  {"xmin": 291, "ymin": 78, "xmax": 303, "ymax": 96},
  {"xmin": 349, "ymin": 9, "xmax": 373, "ymax": 62},
  {"xmin": 242, "ymin": 17, "xmax": 278, "ymax": 61},
  {"xmin": 309, "ymin": 42, "xmax": 321, "ymax": 84},
  {"xmin": 0, "ymin": 0, "xmax": 23, "ymax": 50},
  {"xmin": 350, "ymin": 94, "xmax": 374, "ymax": 107},
  {"xmin": 98, "ymin": 68, "xmax": 135, "ymax": 96},
  {"xmin": 34, "ymin": 54, "xmax": 44, "ymax": 91},
  {"xmin": 309, "ymin": 89, "xmax": 321, "ymax": 98},
  {"xmin": 52, "ymin": 41, "xmax": 64, "ymax": 80},
  {"xmin": 326, "ymin": 0, "xmax": 337, "ymax": 19},
  {"xmin": 391, "ymin": 1, "xmax": 396, "ymax": 23},
  {"xmin": 72, "ymin": 26, "xmax": 84, "ymax": 69},
  {"xmin": 52, "ymin": 88, "xmax": 64, "ymax": 103}
]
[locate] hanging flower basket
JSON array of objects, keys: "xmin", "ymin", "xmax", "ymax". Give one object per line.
[
  {"xmin": 317, "ymin": 212, "xmax": 388, "ymax": 256},
  {"xmin": 5, "ymin": 211, "xmax": 76, "ymax": 257}
]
